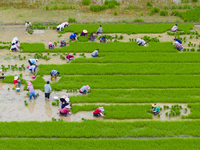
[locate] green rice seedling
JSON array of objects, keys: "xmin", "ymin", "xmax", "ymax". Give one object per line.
[
  {"xmin": 185, "ymin": 108, "xmax": 187, "ymax": 112},
  {"xmin": 164, "ymin": 5, "xmax": 169, "ymax": 9},
  {"xmin": 58, "ymin": 35, "xmax": 62, "ymax": 38},
  {"xmin": 178, "ymin": 5, "xmax": 183, "ymax": 9},
  {"xmin": 170, "ymin": 5, "xmax": 177, "ymax": 9},
  {"xmin": 191, "ymin": 48, "xmax": 195, "ymax": 52},
  {"xmin": 128, "ymin": 4, "xmax": 136, "ymax": 9},
  {"xmin": 194, "ymin": 44, "xmax": 196, "ymax": 47},
  {"xmin": 82, "ymin": 0, "xmax": 90, "ymax": 5},
  {"xmin": 133, "ymin": 19, "xmax": 144, "ymax": 22},
  {"xmin": 45, "ymin": 5, "xmax": 49, "ymax": 10},
  {"xmin": 8, "ymin": 88, "xmax": 10, "ymax": 90},
  {"xmin": 79, "ymin": 53, "xmax": 85, "ymax": 56},
  {"xmin": 149, "ymin": 7, "xmax": 160, "ymax": 15},
  {"xmin": 60, "ymin": 55, "xmax": 65, "ymax": 60},
  {"xmin": 169, "ymin": 113, "xmax": 172, "ymax": 117},
  {"xmin": 68, "ymin": 18, "xmax": 77, "ymax": 23},
  {"xmin": 52, "ymin": 117, "xmax": 57, "ymax": 121},
  {"xmin": 171, "ymin": 10, "xmax": 179, "ymax": 16},
  {"xmin": 160, "ymin": 107, "xmax": 162, "ymax": 111},
  {"xmin": 158, "ymin": 114, "xmax": 160, "ymax": 118},
  {"xmin": 18, "ymin": 55, "xmax": 21, "ymax": 58},
  {"xmin": 52, "ymin": 102, "xmax": 56, "ymax": 106},
  {"xmin": 114, "ymin": 10, "xmax": 118, "ymax": 15},
  {"xmin": 20, "ymin": 58, "xmax": 23, "ymax": 61},
  {"xmin": 73, "ymin": 53, "xmax": 76, "ymax": 55},
  {"xmin": 23, "ymin": 56, "xmax": 26, "ymax": 59},
  {"xmin": 146, "ymin": 1, "xmax": 153, "ymax": 7},
  {"xmin": 165, "ymin": 112, "xmax": 168, "ymax": 116}
]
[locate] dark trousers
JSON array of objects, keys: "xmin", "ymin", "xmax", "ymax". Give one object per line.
[
  {"xmin": 28, "ymin": 60, "xmax": 33, "ymax": 66},
  {"xmin": 93, "ymin": 113, "xmax": 100, "ymax": 117},
  {"xmin": 45, "ymin": 93, "xmax": 50, "ymax": 99}
]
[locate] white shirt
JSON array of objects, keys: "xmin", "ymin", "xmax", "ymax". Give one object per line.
[
  {"xmin": 10, "ymin": 45, "xmax": 20, "ymax": 51},
  {"xmin": 12, "ymin": 37, "xmax": 18, "ymax": 44},
  {"xmin": 29, "ymin": 66, "xmax": 36, "ymax": 72}
]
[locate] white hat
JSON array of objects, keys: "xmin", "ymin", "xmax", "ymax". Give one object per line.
[
  {"xmin": 83, "ymin": 30, "xmax": 87, "ymax": 33},
  {"xmin": 99, "ymin": 107, "xmax": 104, "ymax": 112},
  {"xmin": 0, "ymin": 69, "xmax": 2, "ymax": 72},
  {"xmin": 65, "ymin": 98, "xmax": 70, "ymax": 102},
  {"xmin": 65, "ymin": 105, "xmax": 71, "ymax": 109},
  {"xmin": 14, "ymin": 76, "xmax": 18, "ymax": 80}
]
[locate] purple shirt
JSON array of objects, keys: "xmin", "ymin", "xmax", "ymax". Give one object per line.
[{"xmin": 80, "ymin": 31, "xmax": 87, "ymax": 36}]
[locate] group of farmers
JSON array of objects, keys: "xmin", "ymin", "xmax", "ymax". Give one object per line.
[{"xmin": 8, "ymin": 23, "xmax": 183, "ymax": 118}]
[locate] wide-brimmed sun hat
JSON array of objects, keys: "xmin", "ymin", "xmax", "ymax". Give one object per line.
[
  {"xmin": 83, "ymin": 30, "xmax": 87, "ymax": 34},
  {"xmin": 14, "ymin": 76, "xmax": 18, "ymax": 80},
  {"xmin": 152, "ymin": 103, "xmax": 157, "ymax": 107}
]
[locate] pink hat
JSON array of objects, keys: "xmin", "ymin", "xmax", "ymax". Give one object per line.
[
  {"xmin": 85, "ymin": 85, "xmax": 90, "ymax": 89},
  {"xmin": 49, "ymin": 42, "xmax": 52, "ymax": 45},
  {"xmin": 28, "ymin": 82, "xmax": 32, "ymax": 86}
]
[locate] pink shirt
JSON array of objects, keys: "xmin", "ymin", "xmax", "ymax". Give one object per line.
[
  {"xmin": 172, "ymin": 26, "xmax": 178, "ymax": 30},
  {"xmin": 60, "ymin": 107, "xmax": 69, "ymax": 113},
  {"xmin": 27, "ymin": 85, "xmax": 34, "ymax": 93}
]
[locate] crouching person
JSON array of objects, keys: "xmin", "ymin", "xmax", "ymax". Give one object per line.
[
  {"xmin": 60, "ymin": 105, "xmax": 71, "ymax": 116},
  {"xmin": 13, "ymin": 76, "xmax": 21, "ymax": 88},
  {"xmin": 150, "ymin": 103, "xmax": 160, "ymax": 115},
  {"xmin": 93, "ymin": 107, "xmax": 104, "ymax": 117},
  {"xmin": 79, "ymin": 85, "xmax": 90, "ymax": 95},
  {"xmin": 49, "ymin": 42, "xmax": 55, "ymax": 49},
  {"xmin": 137, "ymin": 38, "xmax": 146, "ymax": 46},
  {"xmin": 10, "ymin": 44, "xmax": 20, "ymax": 52}
]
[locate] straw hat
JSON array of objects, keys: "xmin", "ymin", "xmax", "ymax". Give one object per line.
[
  {"xmin": 14, "ymin": 76, "xmax": 18, "ymax": 80},
  {"xmin": 65, "ymin": 105, "xmax": 71, "ymax": 109},
  {"xmin": 65, "ymin": 98, "xmax": 70, "ymax": 103},
  {"xmin": 83, "ymin": 30, "xmax": 87, "ymax": 34},
  {"xmin": 152, "ymin": 103, "xmax": 157, "ymax": 107}
]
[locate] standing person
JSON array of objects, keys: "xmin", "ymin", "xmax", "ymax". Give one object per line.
[
  {"xmin": 69, "ymin": 33, "xmax": 78, "ymax": 41},
  {"xmin": 175, "ymin": 41, "xmax": 183, "ymax": 51},
  {"xmin": 80, "ymin": 30, "xmax": 88, "ymax": 36},
  {"xmin": 96, "ymin": 25, "xmax": 103, "ymax": 35},
  {"xmin": 50, "ymin": 70, "xmax": 60, "ymax": 79},
  {"xmin": 79, "ymin": 85, "xmax": 90, "ymax": 95},
  {"xmin": 91, "ymin": 49, "xmax": 99, "ymax": 57},
  {"xmin": 150, "ymin": 103, "xmax": 160, "ymax": 115},
  {"xmin": 13, "ymin": 76, "xmax": 21, "ymax": 88},
  {"xmin": 10, "ymin": 44, "xmax": 20, "ymax": 52},
  {"xmin": 25, "ymin": 22, "xmax": 31, "ymax": 31},
  {"xmin": 90, "ymin": 33, "xmax": 96, "ymax": 41},
  {"xmin": 29, "ymin": 65, "xmax": 39, "ymax": 73},
  {"xmin": 93, "ymin": 107, "xmax": 105, "ymax": 117},
  {"xmin": 28, "ymin": 59, "xmax": 38, "ymax": 66},
  {"xmin": 12, "ymin": 37, "xmax": 19, "ymax": 45},
  {"xmin": 44, "ymin": 81, "xmax": 51, "ymax": 101},
  {"xmin": 137, "ymin": 38, "xmax": 146, "ymax": 46},
  {"xmin": 49, "ymin": 42, "xmax": 55, "ymax": 49},
  {"xmin": 100, "ymin": 36, "xmax": 108, "ymax": 43},
  {"xmin": 171, "ymin": 24, "xmax": 178, "ymax": 32},
  {"xmin": 174, "ymin": 38, "xmax": 182, "ymax": 44},
  {"xmin": 66, "ymin": 54, "xmax": 74, "ymax": 62},
  {"xmin": 27, "ymin": 82, "xmax": 35, "ymax": 100}
]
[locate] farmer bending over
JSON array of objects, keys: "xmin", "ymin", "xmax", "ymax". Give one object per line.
[
  {"xmin": 90, "ymin": 33, "xmax": 96, "ymax": 41},
  {"xmin": 12, "ymin": 37, "xmax": 19, "ymax": 45},
  {"xmin": 174, "ymin": 38, "xmax": 182, "ymax": 44},
  {"xmin": 100, "ymin": 36, "xmax": 108, "ymax": 43},
  {"xmin": 66, "ymin": 54, "xmax": 74, "ymax": 62},
  {"xmin": 91, "ymin": 49, "xmax": 99, "ymax": 57},
  {"xmin": 93, "ymin": 107, "xmax": 104, "ymax": 117},
  {"xmin": 175, "ymin": 41, "xmax": 183, "ymax": 51},
  {"xmin": 80, "ymin": 30, "xmax": 88, "ymax": 36},
  {"xmin": 60, "ymin": 105, "xmax": 71, "ymax": 116},
  {"xmin": 137, "ymin": 38, "xmax": 146, "ymax": 46},
  {"xmin": 13, "ymin": 76, "xmax": 21, "ymax": 88},
  {"xmin": 49, "ymin": 42, "xmax": 55, "ymax": 49},
  {"xmin": 69, "ymin": 33, "xmax": 78, "ymax": 41},
  {"xmin": 29, "ymin": 65, "xmax": 39, "ymax": 73},
  {"xmin": 50, "ymin": 70, "xmax": 59, "ymax": 80},
  {"xmin": 60, "ymin": 39, "xmax": 66, "ymax": 47},
  {"xmin": 150, "ymin": 103, "xmax": 160, "ymax": 115},
  {"xmin": 171, "ymin": 24, "xmax": 178, "ymax": 32},
  {"xmin": 28, "ymin": 59, "xmax": 38, "ymax": 66},
  {"xmin": 10, "ymin": 44, "xmax": 20, "ymax": 52},
  {"xmin": 25, "ymin": 22, "xmax": 31, "ymax": 31},
  {"xmin": 79, "ymin": 85, "xmax": 90, "ymax": 95}
]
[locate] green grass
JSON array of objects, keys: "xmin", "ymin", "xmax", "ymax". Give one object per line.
[
  {"xmin": 179, "ymin": 8, "xmax": 200, "ymax": 22},
  {"xmin": 70, "ymin": 89, "xmax": 200, "ymax": 103},
  {"xmin": 1, "ymin": 121, "xmax": 200, "ymax": 137},
  {"xmin": 59, "ymin": 24, "xmax": 193, "ymax": 34},
  {"xmin": 20, "ymin": 42, "xmax": 176, "ymax": 53},
  {"xmin": 1, "ymin": 138, "xmax": 200, "ymax": 149},
  {"xmin": 182, "ymin": 103, "xmax": 200, "ymax": 119},
  {"xmin": 72, "ymin": 104, "xmax": 152, "ymax": 119},
  {"xmin": 38, "ymin": 63, "xmax": 200, "ymax": 75},
  {"xmin": 72, "ymin": 52, "xmax": 200, "ymax": 63},
  {"xmin": 28, "ymin": 75, "xmax": 200, "ymax": 91}
]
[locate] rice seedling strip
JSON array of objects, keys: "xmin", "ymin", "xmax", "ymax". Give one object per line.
[
  {"xmin": 37, "ymin": 63, "xmax": 200, "ymax": 75},
  {"xmin": 0, "ymin": 138, "xmax": 200, "ymax": 150},
  {"xmin": 1, "ymin": 121, "xmax": 200, "ymax": 137},
  {"xmin": 72, "ymin": 104, "xmax": 152, "ymax": 119},
  {"xmin": 70, "ymin": 89, "xmax": 200, "ymax": 103},
  {"xmin": 182, "ymin": 103, "xmax": 200, "ymax": 119}
]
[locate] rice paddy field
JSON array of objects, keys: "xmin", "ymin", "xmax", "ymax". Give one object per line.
[{"xmin": 1, "ymin": 0, "xmax": 200, "ymax": 149}]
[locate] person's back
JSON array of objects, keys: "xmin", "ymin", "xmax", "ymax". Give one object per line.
[
  {"xmin": 44, "ymin": 84, "xmax": 51, "ymax": 93},
  {"xmin": 154, "ymin": 106, "xmax": 160, "ymax": 112},
  {"xmin": 27, "ymin": 85, "xmax": 34, "ymax": 93},
  {"xmin": 29, "ymin": 59, "xmax": 36, "ymax": 64},
  {"xmin": 92, "ymin": 50, "xmax": 98, "ymax": 56},
  {"xmin": 176, "ymin": 39, "xmax": 182, "ymax": 44},
  {"xmin": 80, "ymin": 86, "xmax": 87, "ymax": 93}
]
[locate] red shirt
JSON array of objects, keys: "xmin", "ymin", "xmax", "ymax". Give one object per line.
[
  {"xmin": 94, "ymin": 108, "xmax": 101, "ymax": 114},
  {"xmin": 13, "ymin": 79, "xmax": 18, "ymax": 84},
  {"xmin": 66, "ymin": 55, "xmax": 74, "ymax": 59},
  {"xmin": 60, "ymin": 107, "xmax": 69, "ymax": 114}
]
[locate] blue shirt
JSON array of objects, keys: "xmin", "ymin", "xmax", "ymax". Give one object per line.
[
  {"xmin": 50, "ymin": 70, "xmax": 58, "ymax": 75},
  {"xmin": 101, "ymin": 37, "xmax": 106, "ymax": 40},
  {"xmin": 70, "ymin": 33, "xmax": 76, "ymax": 39},
  {"xmin": 175, "ymin": 39, "xmax": 182, "ymax": 44}
]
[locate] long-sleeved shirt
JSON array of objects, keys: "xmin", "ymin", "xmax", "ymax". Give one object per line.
[
  {"xmin": 50, "ymin": 70, "xmax": 58, "ymax": 75},
  {"xmin": 175, "ymin": 39, "xmax": 182, "ymax": 44},
  {"xmin": 10, "ymin": 45, "xmax": 20, "ymax": 51},
  {"xmin": 171, "ymin": 25, "xmax": 178, "ymax": 31},
  {"xmin": 29, "ymin": 66, "xmax": 36, "ymax": 72},
  {"xmin": 12, "ymin": 37, "xmax": 18, "ymax": 45},
  {"xmin": 44, "ymin": 84, "xmax": 51, "ymax": 93},
  {"xmin": 97, "ymin": 27, "xmax": 103, "ymax": 33},
  {"xmin": 94, "ymin": 108, "xmax": 101, "ymax": 114},
  {"xmin": 27, "ymin": 85, "xmax": 34, "ymax": 93},
  {"xmin": 137, "ymin": 38, "xmax": 146, "ymax": 46},
  {"xmin": 69, "ymin": 33, "xmax": 77, "ymax": 40},
  {"xmin": 29, "ymin": 59, "xmax": 36, "ymax": 64},
  {"xmin": 80, "ymin": 31, "xmax": 87, "ymax": 36},
  {"xmin": 79, "ymin": 86, "xmax": 88, "ymax": 93},
  {"xmin": 153, "ymin": 106, "xmax": 160, "ymax": 112},
  {"xmin": 92, "ymin": 50, "xmax": 98, "ymax": 56},
  {"xmin": 57, "ymin": 25, "xmax": 63, "ymax": 31}
]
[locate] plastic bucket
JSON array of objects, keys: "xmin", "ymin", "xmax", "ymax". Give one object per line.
[
  {"xmin": 16, "ymin": 88, "xmax": 20, "ymax": 92},
  {"xmin": 13, "ymin": 84, "xmax": 17, "ymax": 88},
  {"xmin": 32, "ymin": 76, "xmax": 36, "ymax": 79}
]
